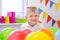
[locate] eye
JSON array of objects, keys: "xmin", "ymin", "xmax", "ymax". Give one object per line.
[
  {"xmin": 35, "ymin": 15, "xmax": 38, "ymax": 17},
  {"xmin": 30, "ymin": 15, "xmax": 33, "ymax": 17}
]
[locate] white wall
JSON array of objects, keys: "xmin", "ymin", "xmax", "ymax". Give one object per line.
[
  {"xmin": 28, "ymin": 0, "xmax": 60, "ymax": 28},
  {"xmin": 0, "ymin": 0, "xmax": 2, "ymax": 16},
  {"xmin": 2, "ymin": 0, "xmax": 23, "ymax": 16}
]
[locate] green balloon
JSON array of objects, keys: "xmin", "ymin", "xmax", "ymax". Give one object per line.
[
  {"xmin": 0, "ymin": 32, "xmax": 3, "ymax": 40},
  {"xmin": 1, "ymin": 27, "xmax": 14, "ymax": 40},
  {"xmin": 48, "ymin": 27, "xmax": 58, "ymax": 34}
]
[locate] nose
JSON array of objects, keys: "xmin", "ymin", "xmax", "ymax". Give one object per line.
[{"xmin": 32, "ymin": 16, "xmax": 36, "ymax": 20}]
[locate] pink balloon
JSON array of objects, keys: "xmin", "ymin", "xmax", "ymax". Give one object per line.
[
  {"xmin": 8, "ymin": 30, "xmax": 26, "ymax": 40},
  {"xmin": 22, "ymin": 29, "xmax": 32, "ymax": 36}
]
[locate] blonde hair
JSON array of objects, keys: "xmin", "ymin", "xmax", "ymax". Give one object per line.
[
  {"xmin": 25, "ymin": 7, "xmax": 38, "ymax": 16},
  {"xmin": 27, "ymin": 7, "xmax": 37, "ymax": 12}
]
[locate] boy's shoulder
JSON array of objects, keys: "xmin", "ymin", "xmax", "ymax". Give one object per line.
[
  {"xmin": 21, "ymin": 22, "xmax": 28, "ymax": 27},
  {"xmin": 20, "ymin": 22, "xmax": 28, "ymax": 29}
]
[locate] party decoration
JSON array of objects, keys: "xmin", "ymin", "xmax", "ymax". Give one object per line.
[
  {"xmin": 7, "ymin": 12, "xmax": 15, "ymax": 17},
  {"xmin": 45, "ymin": 0, "xmax": 49, "ymax": 6},
  {"xmin": 47, "ymin": 15, "xmax": 52, "ymax": 23},
  {"xmin": 8, "ymin": 30, "xmax": 26, "ymax": 40},
  {"xmin": 16, "ymin": 18, "xmax": 27, "ymax": 23},
  {"xmin": 57, "ymin": 20, "xmax": 60, "ymax": 28},
  {"xmin": 40, "ymin": 0, "xmax": 43, "ymax": 3},
  {"xmin": 22, "ymin": 29, "xmax": 32, "ymax": 36},
  {"xmin": 40, "ymin": 28, "xmax": 54, "ymax": 40},
  {"xmin": 38, "ymin": 8, "xmax": 43, "ymax": 14},
  {"xmin": 1, "ymin": 27, "xmax": 14, "ymax": 40},
  {"xmin": 0, "ymin": 16, "xmax": 5, "ymax": 23},
  {"xmin": 52, "ymin": 19, "xmax": 56, "ymax": 26},
  {"xmin": 54, "ymin": 29, "xmax": 60, "ymax": 40},
  {"xmin": 7, "ymin": 12, "xmax": 16, "ymax": 23},
  {"xmin": 39, "ymin": 0, "xmax": 60, "ymax": 28},
  {"xmin": 48, "ymin": 27, "xmax": 58, "ymax": 34},
  {"xmin": 9, "ymin": 17, "xmax": 16, "ymax": 23},
  {"xmin": 55, "ymin": 3, "xmax": 60, "ymax": 11},
  {"xmin": 25, "ymin": 32, "xmax": 50, "ymax": 40},
  {"xmin": 42, "ymin": 11, "xmax": 48, "ymax": 20},
  {"xmin": 50, "ymin": 1, "xmax": 54, "ymax": 8},
  {"xmin": 0, "ymin": 32, "xmax": 3, "ymax": 40},
  {"xmin": 5, "ymin": 16, "xmax": 10, "ymax": 24}
]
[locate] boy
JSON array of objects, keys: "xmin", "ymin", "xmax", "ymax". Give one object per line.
[{"xmin": 20, "ymin": 7, "xmax": 43, "ymax": 31}]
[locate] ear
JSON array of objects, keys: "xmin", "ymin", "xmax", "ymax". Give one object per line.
[{"xmin": 25, "ymin": 16, "xmax": 27, "ymax": 19}]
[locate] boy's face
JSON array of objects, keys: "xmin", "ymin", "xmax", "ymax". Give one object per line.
[{"xmin": 26, "ymin": 10, "xmax": 39, "ymax": 25}]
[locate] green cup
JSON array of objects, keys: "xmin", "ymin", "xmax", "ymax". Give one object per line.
[{"xmin": 16, "ymin": 18, "xmax": 27, "ymax": 23}]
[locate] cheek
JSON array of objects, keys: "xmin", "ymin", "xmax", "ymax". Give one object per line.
[
  {"xmin": 35, "ymin": 17, "xmax": 39, "ymax": 20},
  {"xmin": 27, "ymin": 17, "xmax": 32, "ymax": 21}
]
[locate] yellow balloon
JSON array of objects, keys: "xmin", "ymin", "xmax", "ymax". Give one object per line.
[{"xmin": 25, "ymin": 32, "xmax": 51, "ymax": 40}]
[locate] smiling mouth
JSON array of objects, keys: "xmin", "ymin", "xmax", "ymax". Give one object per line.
[{"xmin": 31, "ymin": 20, "xmax": 36, "ymax": 21}]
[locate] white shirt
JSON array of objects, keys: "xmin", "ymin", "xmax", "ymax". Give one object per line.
[{"xmin": 20, "ymin": 22, "xmax": 44, "ymax": 32}]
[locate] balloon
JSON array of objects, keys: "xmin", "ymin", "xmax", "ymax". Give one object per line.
[
  {"xmin": 22, "ymin": 29, "xmax": 32, "ymax": 36},
  {"xmin": 48, "ymin": 27, "xmax": 58, "ymax": 34},
  {"xmin": 54, "ymin": 29, "xmax": 60, "ymax": 40},
  {"xmin": 25, "ymin": 32, "xmax": 50, "ymax": 40},
  {"xmin": 0, "ymin": 32, "xmax": 3, "ymax": 40},
  {"xmin": 8, "ymin": 30, "xmax": 26, "ymax": 40},
  {"xmin": 40, "ymin": 28, "xmax": 54, "ymax": 40},
  {"xmin": 1, "ymin": 27, "xmax": 14, "ymax": 40}
]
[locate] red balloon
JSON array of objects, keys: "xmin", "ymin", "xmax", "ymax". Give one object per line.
[
  {"xmin": 8, "ymin": 30, "xmax": 26, "ymax": 40},
  {"xmin": 22, "ymin": 29, "xmax": 32, "ymax": 36}
]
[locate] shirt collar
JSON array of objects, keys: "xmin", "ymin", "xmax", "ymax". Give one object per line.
[{"xmin": 26, "ymin": 22, "xmax": 39, "ymax": 28}]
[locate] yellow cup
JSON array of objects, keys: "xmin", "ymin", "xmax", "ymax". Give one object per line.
[{"xmin": 5, "ymin": 16, "xmax": 10, "ymax": 24}]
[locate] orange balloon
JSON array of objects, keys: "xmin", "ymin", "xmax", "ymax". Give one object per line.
[{"xmin": 40, "ymin": 28, "xmax": 54, "ymax": 40}]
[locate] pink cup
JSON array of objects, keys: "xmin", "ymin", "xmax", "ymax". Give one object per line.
[
  {"xmin": 7, "ymin": 12, "xmax": 15, "ymax": 17},
  {"xmin": 0, "ymin": 16, "xmax": 5, "ymax": 23},
  {"xmin": 9, "ymin": 17, "xmax": 16, "ymax": 23}
]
